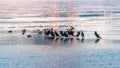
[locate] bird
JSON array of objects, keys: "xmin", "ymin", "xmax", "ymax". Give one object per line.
[
  {"xmin": 64, "ymin": 31, "xmax": 69, "ymax": 37},
  {"xmin": 81, "ymin": 31, "xmax": 84, "ymax": 38},
  {"xmin": 60, "ymin": 31, "xmax": 65, "ymax": 36},
  {"xmin": 67, "ymin": 30, "xmax": 74, "ymax": 36},
  {"xmin": 8, "ymin": 30, "xmax": 12, "ymax": 33},
  {"xmin": 44, "ymin": 29, "xmax": 49, "ymax": 36},
  {"xmin": 54, "ymin": 31, "xmax": 60, "ymax": 37},
  {"xmin": 76, "ymin": 31, "xmax": 80, "ymax": 37},
  {"xmin": 50, "ymin": 31, "xmax": 55, "ymax": 37},
  {"xmin": 22, "ymin": 29, "xmax": 26, "ymax": 35},
  {"xmin": 27, "ymin": 35, "xmax": 32, "ymax": 38},
  {"xmin": 94, "ymin": 31, "xmax": 102, "ymax": 39}
]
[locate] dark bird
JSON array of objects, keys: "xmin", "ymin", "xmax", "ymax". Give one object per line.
[
  {"xmin": 27, "ymin": 35, "xmax": 32, "ymax": 38},
  {"xmin": 70, "ymin": 31, "xmax": 74, "ymax": 36},
  {"xmin": 44, "ymin": 29, "xmax": 50, "ymax": 36},
  {"xmin": 54, "ymin": 31, "xmax": 60, "ymax": 37},
  {"xmin": 60, "ymin": 31, "xmax": 65, "ymax": 36},
  {"xmin": 64, "ymin": 31, "xmax": 69, "ymax": 37},
  {"xmin": 67, "ymin": 30, "xmax": 74, "ymax": 36},
  {"xmin": 70, "ymin": 26, "xmax": 74, "ymax": 30},
  {"xmin": 8, "ymin": 30, "xmax": 12, "ymax": 33},
  {"xmin": 94, "ymin": 31, "xmax": 102, "ymax": 39},
  {"xmin": 75, "ymin": 31, "xmax": 80, "ymax": 37},
  {"xmin": 22, "ymin": 29, "xmax": 26, "ymax": 35},
  {"xmin": 81, "ymin": 31, "xmax": 84, "ymax": 38},
  {"xmin": 50, "ymin": 31, "xmax": 55, "ymax": 37}
]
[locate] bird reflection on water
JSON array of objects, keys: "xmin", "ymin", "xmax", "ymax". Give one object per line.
[
  {"xmin": 95, "ymin": 39, "xmax": 101, "ymax": 43},
  {"xmin": 81, "ymin": 38, "xmax": 84, "ymax": 43},
  {"xmin": 37, "ymin": 36, "xmax": 101, "ymax": 46}
]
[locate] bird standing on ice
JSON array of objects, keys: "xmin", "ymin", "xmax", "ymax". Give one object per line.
[
  {"xmin": 94, "ymin": 31, "xmax": 102, "ymax": 39},
  {"xmin": 81, "ymin": 31, "xmax": 84, "ymax": 38},
  {"xmin": 22, "ymin": 29, "xmax": 26, "ymax": 35}
]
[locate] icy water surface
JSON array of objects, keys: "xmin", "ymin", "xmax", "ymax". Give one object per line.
[
  {"xmin": 0, "ymin": 0, "xmax": 120, "ymax": 68},
  {"xmin": 0, "ymin": 33, "xmax": 120, "ymax": 68}
]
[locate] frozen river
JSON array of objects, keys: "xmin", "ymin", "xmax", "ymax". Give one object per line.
[{"xmin": 0, "ymin": 0, "xmax": 120, "ymax": 68}]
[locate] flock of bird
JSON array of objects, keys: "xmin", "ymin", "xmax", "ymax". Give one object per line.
[
  {"xmin": 43, "ymin": 28, "xmax": 101, "ymax": 39},
  {"xmin": 43, "ymin": 28, "xmax": 84, "ymax": 38},
  {"xmin": 20, "ymin": 26, "xmax": 102, "ymax": 39},
  {"xmin": 6, "ymin": 25, "xmax": 102, "ymax": 40}
]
